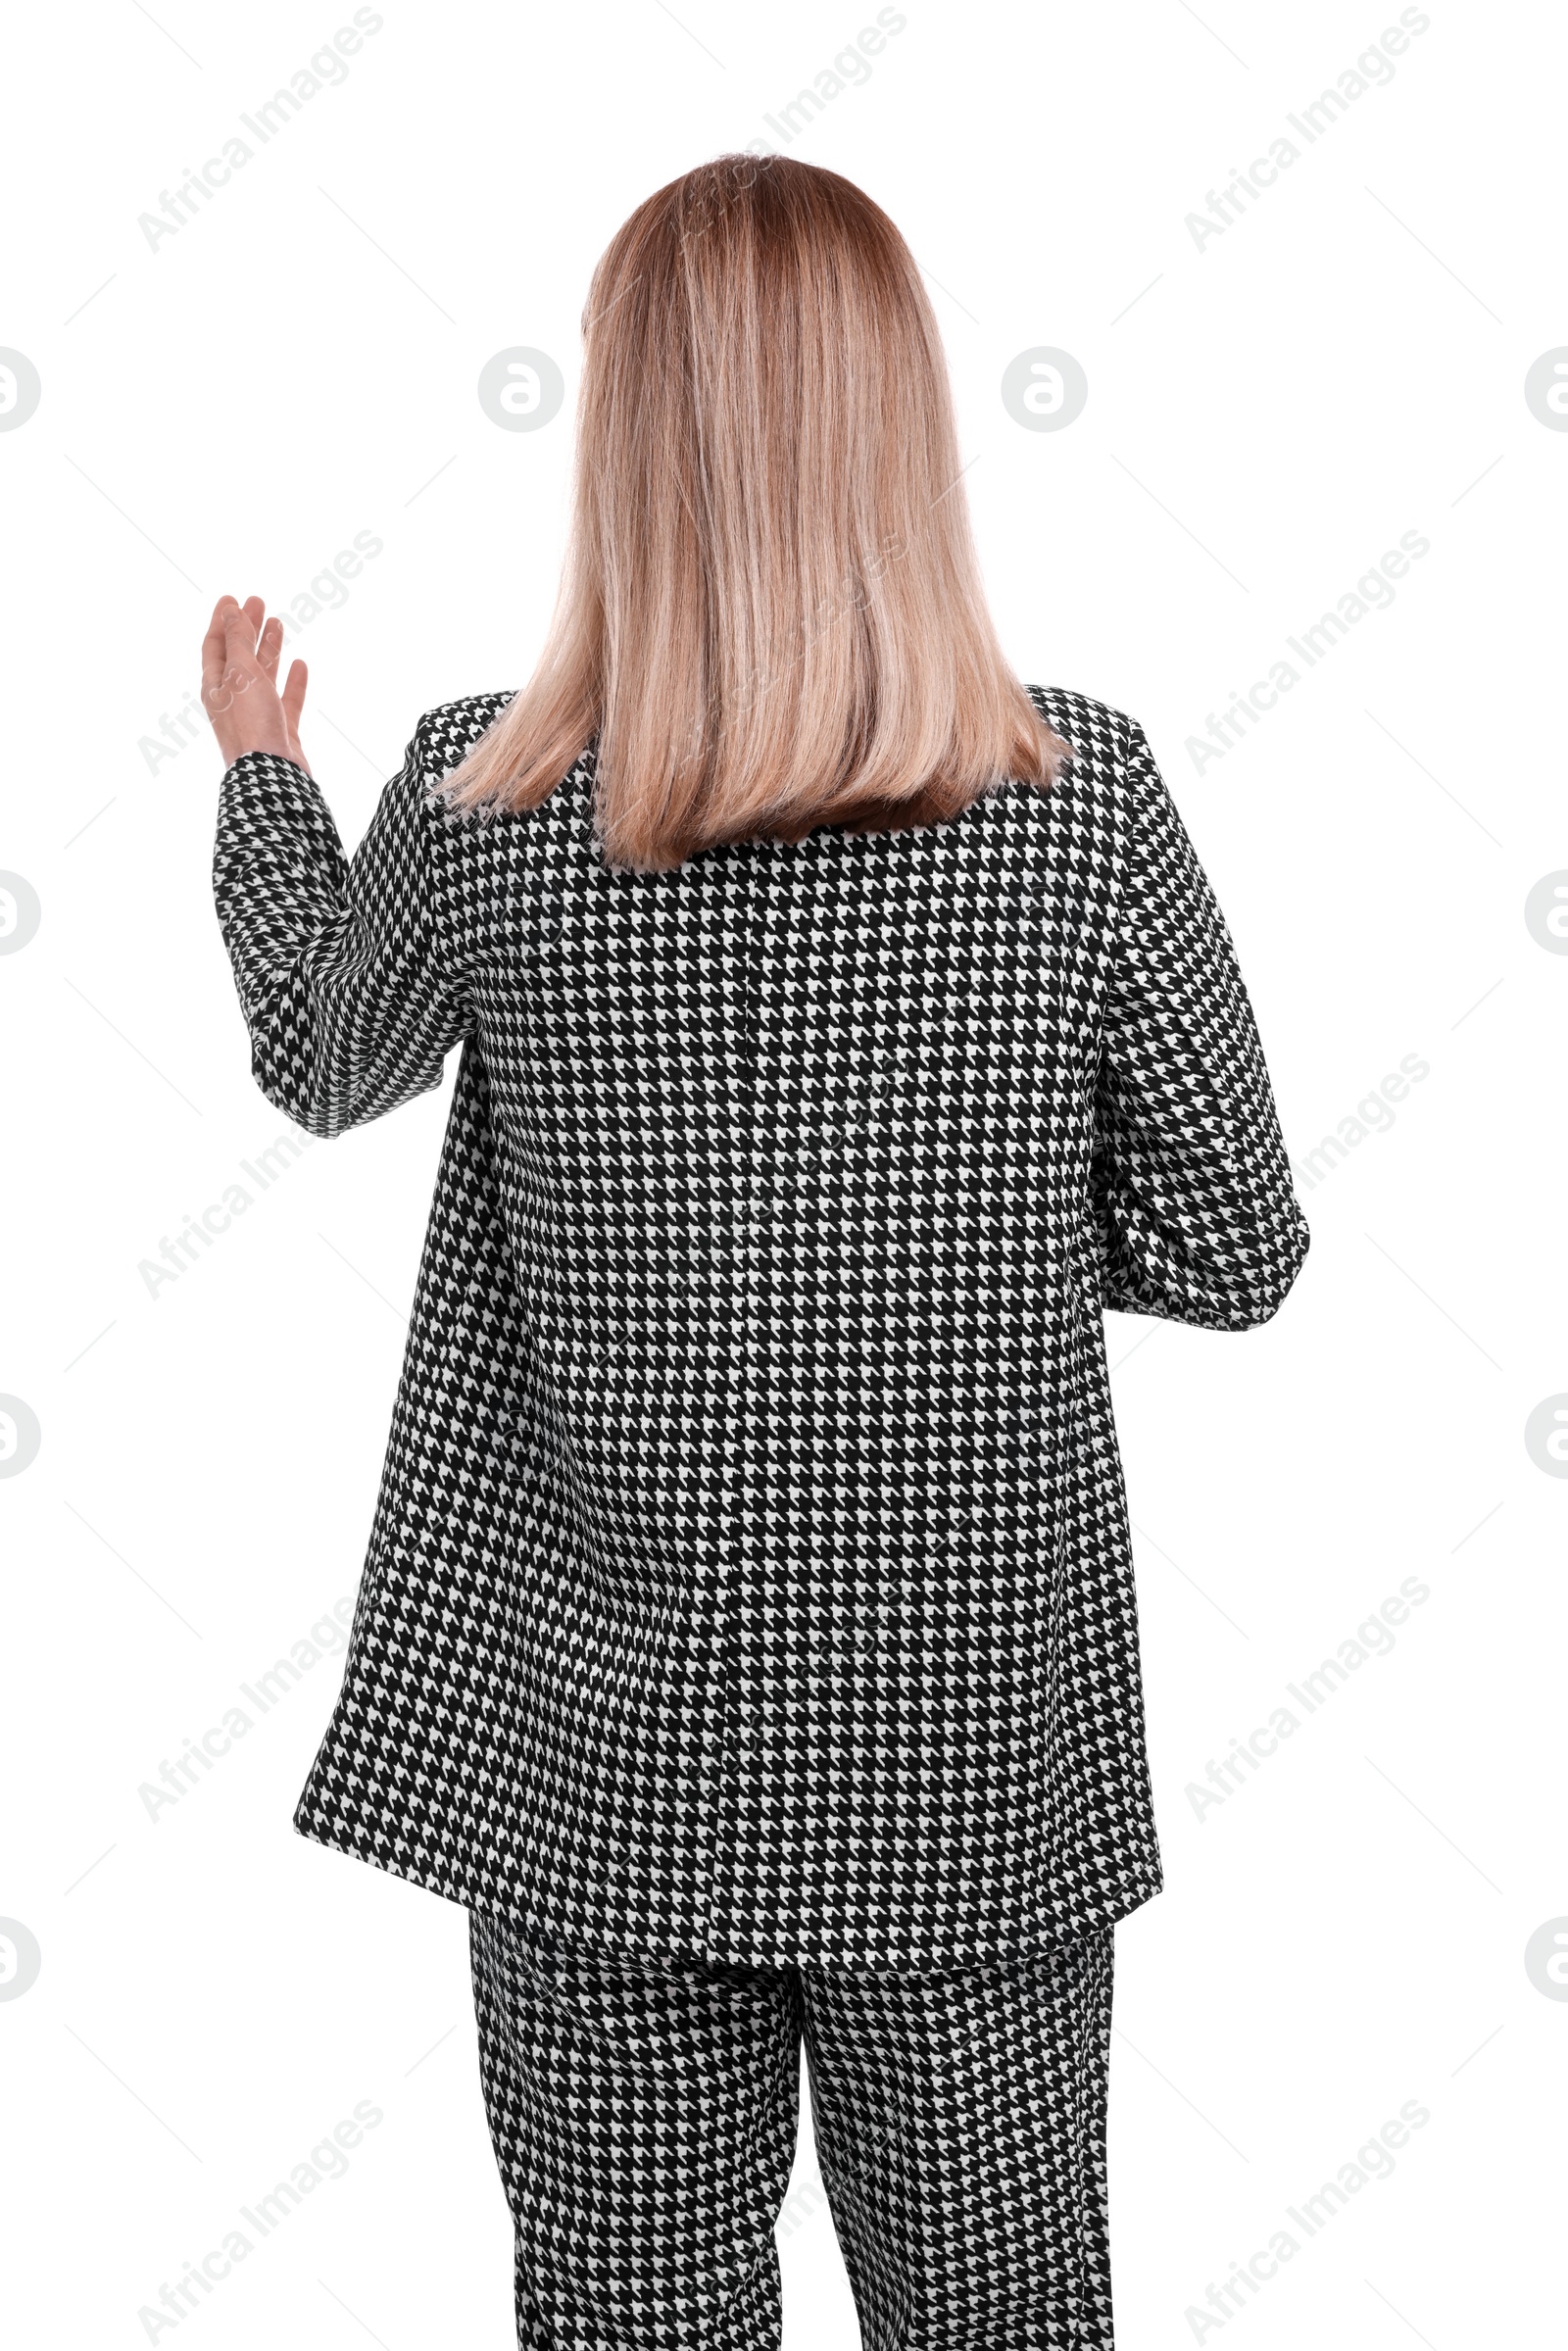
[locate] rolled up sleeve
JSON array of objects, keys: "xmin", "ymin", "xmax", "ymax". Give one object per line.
[
  {"xmin": 1092, "ymin": 722, "xmax": 1310, "ymax": 1328},
  {"xmin": 212, "ymin": 723, "xmax": 470, "ymax": 1139}
]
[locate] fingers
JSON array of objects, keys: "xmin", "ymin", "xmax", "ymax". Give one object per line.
[
  {"xmin": 213, "ymin": 604, "xmax": 260, "ymax": 728},
  {"xmin": 282, "ymin": 661, "xmax": 312, "ymax": 774},
  {"xmin": 200, "ymin": 590, "xmax": 307, "ymax": 769},
  {"xmin": 258, "ymin": 615, "xmax": 285, "ymax": 681},
  {"xmin": 204, "ymin": 597, "xmax": 252, "ymax": 714},
  {"xmin": 202, "ymin": 594, "xmax": 240, "ymax": 716},
  {"xmin": 223, "ymin": 601, "xmax": 260, "ymax": 668}
]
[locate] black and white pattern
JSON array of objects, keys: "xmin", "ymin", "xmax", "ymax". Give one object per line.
[
  {"xmin": 467, "ymin": 1908, "xmax": 1115, "ymax": 2350},
  {"xmin": 213, "ymin": 686, "xmax": 1308, "ymax": 1971}
]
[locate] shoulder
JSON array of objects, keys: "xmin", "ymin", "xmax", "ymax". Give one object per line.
[
  {"xmin": 1020, "ymin": 683, "xmax": 1143, "ymax": 779},
  {"xmin": 409, "ymin": 691, "xmax": 519, "ymax": 782}
]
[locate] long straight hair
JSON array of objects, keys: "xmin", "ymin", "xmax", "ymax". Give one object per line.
[{"xmin": 438, "ymin": 154, "xmax": 1069, "ymax": 871}]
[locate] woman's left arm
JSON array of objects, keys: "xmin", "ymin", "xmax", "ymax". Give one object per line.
[{"xmin": 205, "ymin": 595, "xmax": 471, "ymax": 1139}]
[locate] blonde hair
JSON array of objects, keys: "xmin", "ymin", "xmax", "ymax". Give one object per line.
[{"xmin": 439, "ymin": 153, "xmax": 1069, "ymax": 871}]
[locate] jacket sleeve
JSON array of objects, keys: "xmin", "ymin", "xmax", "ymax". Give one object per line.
[
  {"xmin": 1091, "ymin": 721, "xmax": 1309, "ymax": 1327},
  {"xmin": 212, "ymin": 723, "xmax": 470, "ymax": 1140}
]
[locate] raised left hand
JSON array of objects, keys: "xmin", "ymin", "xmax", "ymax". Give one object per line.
[{"xmin": 201, "ymin": 594, "xmax": 312, "ymax": 775}]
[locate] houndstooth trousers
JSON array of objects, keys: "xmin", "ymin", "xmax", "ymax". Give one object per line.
[{"xmin": 468, "ymin": 1906, "xmax": 1115, "ymax": 2350}]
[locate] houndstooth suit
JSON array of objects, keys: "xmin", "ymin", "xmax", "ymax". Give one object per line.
[{"xmin": 213, "ymin": 685, "xmax": 1308, "ymax": 1974}]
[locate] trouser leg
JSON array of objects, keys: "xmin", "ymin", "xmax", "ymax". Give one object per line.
[
  {"xmin": 467, "ymin": 1910, "xmax": 804, "ymax": 2351},
  {"xmin": 800, "ymin": 1928, "xmax": 1116, "ymax": 2350}
]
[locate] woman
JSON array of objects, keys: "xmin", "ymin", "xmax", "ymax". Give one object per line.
[{"xmin": 206, "ymin": 154, "xmax": 1307, "ymax": 2351}]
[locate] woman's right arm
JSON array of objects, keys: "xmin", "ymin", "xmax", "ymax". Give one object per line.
[{"xmin": 1091, "ymin": 721, "xmax": 1310, "ymax": 1328}]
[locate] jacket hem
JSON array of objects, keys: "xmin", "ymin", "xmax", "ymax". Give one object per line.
[{"xmin": 291, "ymin": 1806, "xmax": 1163, "ymax": 1972}]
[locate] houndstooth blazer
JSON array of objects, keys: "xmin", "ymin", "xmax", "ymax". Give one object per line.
[{"xmin": 213, "ymin": 685, "xmax": 1308, "ymax": 1970}]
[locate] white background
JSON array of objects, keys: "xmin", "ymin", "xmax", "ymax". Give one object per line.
[{"xmin": 2, "ymin": 0, "xmax": 1564, "ymax": 2343}]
